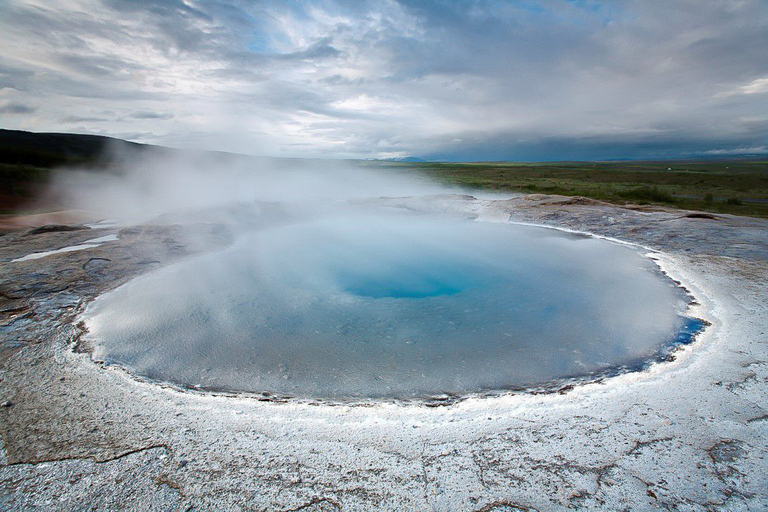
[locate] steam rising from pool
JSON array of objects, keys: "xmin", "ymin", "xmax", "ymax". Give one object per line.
[
  {"xmin": 57, "ymin": 148, "xmax": 697, "ymax": 400},
  {"xmin": 85, "ymin": 212, "xmax": 692, "ymax": 399}
]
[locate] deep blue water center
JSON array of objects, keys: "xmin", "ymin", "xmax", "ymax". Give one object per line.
[
  {"xmin": 339, "ymin": 260, "xmax": 476, "ymax": 298},
  {"xmin": 86, "ymin": 215, "xmax": 701, "ymax": 399}
]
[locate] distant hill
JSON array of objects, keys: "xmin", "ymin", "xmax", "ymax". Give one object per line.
[
  {"xmin": 0, "ymin": 130, "xmax": 164, "ymax": 213},
  {"xmin": 0, "ymin": 129, "xmax": 297, "ymax": 214},
  {"xmin": 0, "ymin": 129, "xmax": 154, "ymax": 168}
]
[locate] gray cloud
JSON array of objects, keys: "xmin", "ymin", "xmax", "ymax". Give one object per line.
[
  {"xmin": 0, "ymin": 0, "xmax": 766, "ymax": 159},
  {"xmin": 60, "ymin": 115, "xmax": 109, "ymax": 123},
  {"xmin": 0, "ymin": 101, "xmax": 36, "ymax": 114},
  {"xmin": 319, "ymin": 75, "xmax": 366, "ymax": 86},
  {"xmin": 127, "ymin": 111, "xmax": 175, "ymax": 120}
]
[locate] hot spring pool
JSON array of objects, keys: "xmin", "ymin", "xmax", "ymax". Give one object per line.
[{"xmin": 84, "ymin": 216, "xmax": 701, "ymax": 400}]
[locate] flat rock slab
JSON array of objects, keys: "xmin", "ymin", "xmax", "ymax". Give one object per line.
[{"xmin": 1, "ymin": 195, "xmax": 767, "ymax": 511}]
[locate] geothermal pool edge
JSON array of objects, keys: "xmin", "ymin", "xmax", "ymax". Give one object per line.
[
  {"xmin": 75, "ymin": 220, "xmax": 709, "ymax": 406},
  {"xmin": 1, "ymin": 194, "xmax": 767, "ymax": 511}
]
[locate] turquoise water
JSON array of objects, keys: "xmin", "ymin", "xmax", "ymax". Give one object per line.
[{"xmin": 85, "ymin": 216, "xmax": 699, "ymax": 400}]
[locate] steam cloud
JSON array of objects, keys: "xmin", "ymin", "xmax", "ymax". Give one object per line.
[{"xmin": 50, "ymin": 144, "xmax": 446, "ymax": 225}]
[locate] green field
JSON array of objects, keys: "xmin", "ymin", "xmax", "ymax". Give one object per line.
[{"xmin": 371, "ymin": 160, "xmax": 768, "ymax": 218}]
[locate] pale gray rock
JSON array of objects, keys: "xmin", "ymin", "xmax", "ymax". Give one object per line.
[{"xmin": 0, "ymin": 195, "xmax": 766, "ymax": 510}]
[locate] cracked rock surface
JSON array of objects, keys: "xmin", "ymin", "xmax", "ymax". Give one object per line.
[{"xmin": 1, "ymin": 195, "xmax": 767, "ymax": 511}]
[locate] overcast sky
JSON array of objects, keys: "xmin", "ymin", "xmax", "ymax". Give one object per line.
[{"xmin": 1, "ymin": 0, "xmax": 767, "ymax": 160}]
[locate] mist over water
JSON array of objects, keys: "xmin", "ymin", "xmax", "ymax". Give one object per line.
[
  {"xmin": 52, "ymin": 146, "xmax": 445, "ymax": 226},
  {"xmin": 64, "ymin": 148, "xmax": 692, "ymax": 399}
]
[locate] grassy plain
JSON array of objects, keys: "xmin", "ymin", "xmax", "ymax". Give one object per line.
[{"xmin": 375, "ymin": 160, "xmax": 768, "ymax": 218}]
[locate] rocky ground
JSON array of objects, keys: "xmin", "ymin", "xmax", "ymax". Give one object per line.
[{"xmin": 0, "ymin": 194, "xmax": 767, "ymax": 511}]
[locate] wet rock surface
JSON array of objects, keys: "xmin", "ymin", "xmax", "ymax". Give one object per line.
[
  {"xmin": 0, "ymin": 224, "xmax": 232, "ymax": 359},
  {"xmin": 0, "ymin": 195, "xmax": 767, "ymax": 511}
]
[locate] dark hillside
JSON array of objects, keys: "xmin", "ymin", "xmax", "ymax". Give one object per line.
[
  {"xmin": 0, "ymin": 130, "xmax": 160, "ymax": 213},
  {"xmin": 0, "ymin": 129, "xmax": 148, "ymax": 168}
]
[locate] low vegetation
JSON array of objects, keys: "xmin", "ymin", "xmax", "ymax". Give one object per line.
[{"xmin": 372, "ymin": 160, "xmax": 768, "ymax": 218}]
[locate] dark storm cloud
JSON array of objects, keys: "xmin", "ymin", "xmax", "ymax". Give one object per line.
[
  {"xmin": 0, "ymin": 0, "xmax": 766, "ymax": 159},
  {"xmin": 421, "ymin": 130, "xmax": 768, "ymax": 162}
]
